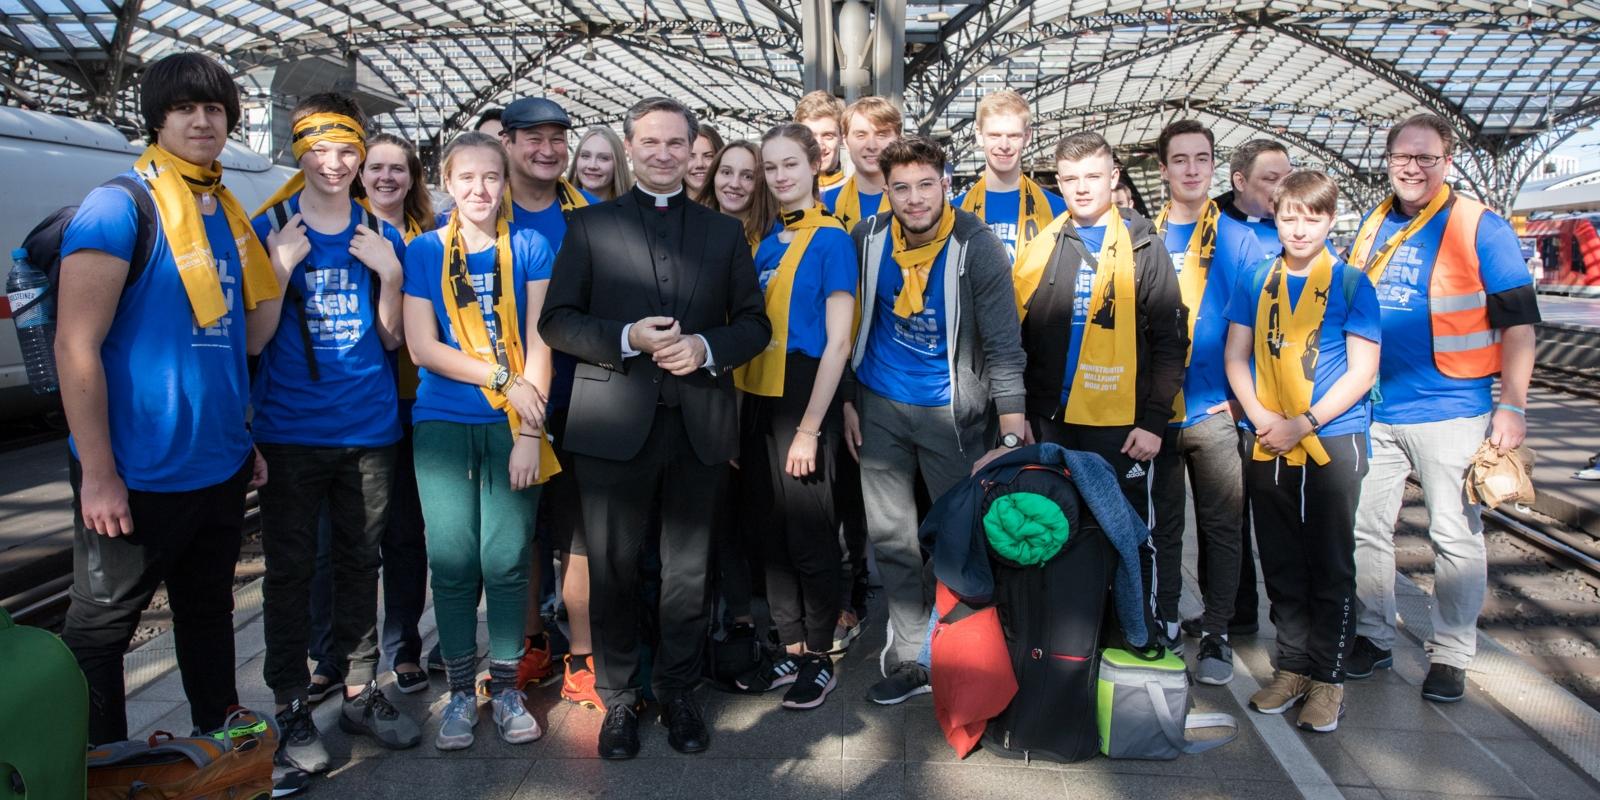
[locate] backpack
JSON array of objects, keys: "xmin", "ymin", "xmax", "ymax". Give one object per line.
[
  {"xmin": 85, "ymin": 707, "xmax": 277, "ymax": 799},
  {"xmin": 261, "ymin": 199, "xmax": 383, "ymax": 382},
  {"xmin": 13, "ymin": 174, "xmax": 159, "ymax": 324},
  {"xmin": 977, "ymin": 465, "xmax": 1118, "ymax": 764},
  {"xmin": 1096, "ymin": 647, "xmax": 1236, "ymax": 759},
  {"xmin": 0, "ymin": 606, "xmax": 89, "ymax": 798}
]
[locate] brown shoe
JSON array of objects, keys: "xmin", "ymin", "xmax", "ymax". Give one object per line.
[
  {"xmin": 1297, "ymin": 680, "xmax": 1345, "ymax": 732},
  {"xmin": 1249, "ymin": 670, "xmax": 1311, "ymax": 714}
]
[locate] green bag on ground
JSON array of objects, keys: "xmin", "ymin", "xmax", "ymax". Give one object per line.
[
  {"xmin": 0, "ymin": 605, "xmax": 88, "ymax": 799},
  {"xmin": 1096, "ymin": 647, "xmax": 1237, "ymax": 759}
]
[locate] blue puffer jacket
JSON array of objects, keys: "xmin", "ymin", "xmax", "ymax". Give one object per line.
[{"xmin": 919, "ymin": 443, "xmax": 1151, "ymax": 648}]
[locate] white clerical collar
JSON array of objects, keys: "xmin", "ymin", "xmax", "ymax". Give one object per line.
[{"xmin": 639, "ymin": 185, "xmax": 683, "ymax": 208}]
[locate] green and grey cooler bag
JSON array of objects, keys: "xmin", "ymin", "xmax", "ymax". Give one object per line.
[{"xmin": 1097, "ymin": 647, "xmax": 1236, "ymax": 759}]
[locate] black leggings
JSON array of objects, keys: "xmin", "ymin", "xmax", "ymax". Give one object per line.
[{"xmin": 744, "ymin": 354, "xmax": 842, "ymax": 653}]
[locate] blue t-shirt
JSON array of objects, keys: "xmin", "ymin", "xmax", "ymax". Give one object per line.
[
  {"xmin": 249, "ymin": 199, "xmax": 406, "ymax": 448},
  {"xmin": 821, "ymin": 184, "xmax": 885, "ymax": 221},
  {"xmin": 1363, "ymin": 205, "xmax": 1531, "ymax": 424},
  {"xmin": 509, "ymin": 189, "xmax": 598, "ymax": 412},
  {"xmin": 753, "ymin": 227, "xmax": 858, "ymax": 359},
  {"xmin": 857, "ymin": 244, "xmax": 951, "ymax": 406},
  {"xmin": 1223, "ymin": 257, "xmax": 1383, "ymax": 437},
  {"xmin": 953, "ymin": 187, "xmax": 1068, "ymax": 261},
  {"xmin": 1166, "ymin": 214, "xmax": 1268, "ymax": 427},
  {"xmin": 401, "ymin": 228, "xmax": 554, "ymax": 426},
  {"xmin": 61, "ymin": 174, "xmax": 252, "ymax": 491}
]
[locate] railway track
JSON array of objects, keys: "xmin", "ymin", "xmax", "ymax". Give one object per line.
[{"xmin": 1397, "ymin": 478, "xmax": 1600, "ymax": 710}]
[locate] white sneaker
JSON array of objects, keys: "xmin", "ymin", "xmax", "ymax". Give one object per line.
[
  {"xmin": 434, "ymin": 691, "xmax": 478, "ymax": 751},
  {"xmin": 492, "ymin": 689, "xmax": 542, "ymax": 744},
  {"xmin": 1575, "ymin": 466, "xmax": 1600, "ymax": 481}
]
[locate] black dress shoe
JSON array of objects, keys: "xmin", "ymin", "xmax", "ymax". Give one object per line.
[
  {"xmin": 598, "ymin": 704, "xmax": 640, "ymax": 760},
  {"xmin": 660, "ymin": 695, "xmax": 709, "ymax": 754},
  {"xmin": 1422, "ymin": 663, "xmax": 1466, "ymax": 703}
]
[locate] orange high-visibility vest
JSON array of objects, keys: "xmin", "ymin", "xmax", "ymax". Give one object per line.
[{"xmin": 1428, "ymin": 196, "xmax": 1501, "ymax": 379}]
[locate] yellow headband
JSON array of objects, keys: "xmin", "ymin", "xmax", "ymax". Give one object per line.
[{"xmin": 291, "ymin": 112, "xmax": 366, "ymax": 161}]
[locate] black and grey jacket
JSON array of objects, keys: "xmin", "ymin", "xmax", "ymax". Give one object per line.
[
  {"xmin": 1018, "ymin": 209, "xmax": 1187, "ymax": 434},
  {"xmin": 847, "ymin": 207, "xmax": 1027, "ymax": 437}
]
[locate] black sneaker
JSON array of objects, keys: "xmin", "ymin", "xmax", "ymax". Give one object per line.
[
  {"xmin": 1422, "ymin": 664, "xmax": 1466, "ymax": 703},
  {"xmin": 734, "ymin": 653, "xmax": 800, "ymax": 693},
  {"xmin": 781, "ymin": 655, "xmax": 837, "ymax": 710},
  {"xmin": 1156, "ymin": 622, "xmax": 1185, "ymax": 658},
  {"xmin": 1345, "ymin": 636, "xmax": 1394, "ymax": 680},
  {"xmin": 273, "ymin": 699, "xmax": 329, "ymax": 774},
  {"xmin": 866, "ymin": 661, "xmax": 930, "ymax": 705}
]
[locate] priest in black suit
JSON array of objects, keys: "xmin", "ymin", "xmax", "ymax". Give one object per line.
[{"xmin": 539, "ymin": 96, "xmax": 771, "ymax": 760}]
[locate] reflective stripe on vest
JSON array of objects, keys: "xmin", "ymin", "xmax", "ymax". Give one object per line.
[{"xmin": 1429, "ymin": 195, "xmax": 1501, "ymax": 379}]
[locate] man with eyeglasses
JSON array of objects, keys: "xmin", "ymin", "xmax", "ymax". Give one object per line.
[
  {"xmin": 1346, "ymin": 114, "xmax": 1540, "ymax": 704},
  {"xmin": 840, "ymin": 135, "xmax": 1026, "ymax": 706},
  {"xmin": 954, "ymin": 90, "xmax": 1067, "ymax": 263}
]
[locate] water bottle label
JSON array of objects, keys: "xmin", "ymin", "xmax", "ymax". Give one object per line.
[{"xmin": 8, "ymin": 286, "xmax": 46, "ymax": 327}]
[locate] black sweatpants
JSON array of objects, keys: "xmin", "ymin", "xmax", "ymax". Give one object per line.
[
  {"xmin": 578, "ymin": 406, "xmax": 727, "ymax": 709},
  {"xmin": 62, "ymin": 455, "xmax": 250, "ymax": 745},
  {"xmin": 745, "ymin": 354, "xmax": 842, "ymax": 653},
  {"xmin": 258, "ymin": 443, "xmax": 395, "ymax": 704},
  {"xmin": 1246, "ymin": 431, "xmax": 1366, "ymax": 684}
]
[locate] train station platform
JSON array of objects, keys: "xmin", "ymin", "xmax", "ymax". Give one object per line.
[{"xmin": 100, "ymin": 523, "xmax": 1600, "ymax": 800}]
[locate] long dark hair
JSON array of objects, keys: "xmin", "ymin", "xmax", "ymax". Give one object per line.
[{"xmin": 365, "ymin": 132, "xmax": 435, "ymax": 233}]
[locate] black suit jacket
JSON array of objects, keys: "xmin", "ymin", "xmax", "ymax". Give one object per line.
[{"xmin": 539, "ymin": 190, "xmax": 771, "ymax": 465}]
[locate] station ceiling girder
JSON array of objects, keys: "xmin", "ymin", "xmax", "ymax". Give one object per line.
[{"xmin": 0, "ymin": 0, "xmax": 1593, "ymax": 207}]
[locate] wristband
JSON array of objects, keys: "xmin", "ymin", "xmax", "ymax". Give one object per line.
[
  {"xmin": 1302, "ymin": 410, "xmax": 1320, "ymax": 431},
  {"xmin": 1496, "ymin": 403, "xmax": 1525, "ymax": 416}
]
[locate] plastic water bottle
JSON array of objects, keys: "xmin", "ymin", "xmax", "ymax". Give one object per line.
[{"xmin": 6, "ymin": 247, "xmax": 58, "ymax": 394}]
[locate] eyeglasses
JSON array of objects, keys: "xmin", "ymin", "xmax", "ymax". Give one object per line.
[
  {"xmin": 1386, "ymin": 153, "xmax": 1446, "ymax": 168},
  {"xmin": 888, "ymin": 179, "xmax": 944, "ymax": 201}
]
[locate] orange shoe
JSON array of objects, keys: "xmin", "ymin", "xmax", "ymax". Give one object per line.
[
  {"xmin": 560, "ymin": 654, "xmax": 605, "ymax": 711},
  {"xmin": 517, "ymin": 634, "xmax": 558, "ymax": 690}
]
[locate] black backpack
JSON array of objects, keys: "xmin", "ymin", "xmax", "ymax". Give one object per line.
[
  {"xmin": 16, "ymin": 175, "xmax": 159, "ymax": 323},
  {"xmin": 260, "ymin": 199, "xmax": 383, "ymax": 382},
  {"xmin": 978, "ymin": 466, "xmax": 1119, "ymax": 764}
]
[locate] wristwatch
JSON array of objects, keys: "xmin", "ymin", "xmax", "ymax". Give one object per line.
[
  {"xmin": 1001, "ymin": 432, "xmax": 1023, "ymax": 449},
  {"xmin": 486, "ymin": 364, "xmax": 512, "ymax": 393}
]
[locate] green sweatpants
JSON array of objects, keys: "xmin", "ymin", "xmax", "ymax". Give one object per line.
[{"xmin": 413, "ymin": 420, "xmax": 541, "ymax": 663}]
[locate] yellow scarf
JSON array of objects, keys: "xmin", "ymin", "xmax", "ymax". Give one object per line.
[
  {"xmin": 1155, "ymin": 200, "xmax": 1220, "ymax": 420},
  {"xmin": 1349, "ymin": 185, "xmax": 1451, "ymax": 285},
  {"xmin": 554, "ymin": 177, "xmax": 590, "ymax": 213},
  {"xmin": 1251, "ymin": 251, "xmax": 1335, "ymax": 467},
  {"xmin": 735, "ymin": 206, "xmax": 845, "ymax": 397},
  {"xmin": 832, "ymin": 176, "xmax": 886, "ymax": 232},
  {"xmin": 254, "ymin": 113, "xmax": 368, "ymax": 218},
  {"xmin": 439, "ymin": 206, "xmax": 561, "ymax": 484},
  {"xmin": 889, "ymin": 203, "xmax": 957, "ymax": 318},
  {"xmin": 819, "ymin": 166, "xmax": 847, "ymax": 190},
  {"xmin": 959, "ymin": 174, "xmax": 1055, "ymax": 265},
  {"xmin": 1062, "ymin": 207, "xmax": 1140, "ymax": 427},
  {"xmin": 132, "ymin": 145, "xmax": 279, "ymax": 327}
]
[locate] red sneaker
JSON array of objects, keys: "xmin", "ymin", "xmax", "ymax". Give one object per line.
[
  {"xmin": 560, "ymin": 654, "xmax": 605, "ymax": 711},
  {"xmin": 517, "ymin": 634, "xmax": 558, "ymax": 690}
]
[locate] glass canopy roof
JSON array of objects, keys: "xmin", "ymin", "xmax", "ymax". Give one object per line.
[{"xmin": 1, "ymin": 0, "xmax": 1595, "ymax": 203}]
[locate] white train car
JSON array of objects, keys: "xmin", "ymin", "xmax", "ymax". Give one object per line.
[{"xmin": 0, "ymin": 107, "xmax": 294, "ymax": 419}]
